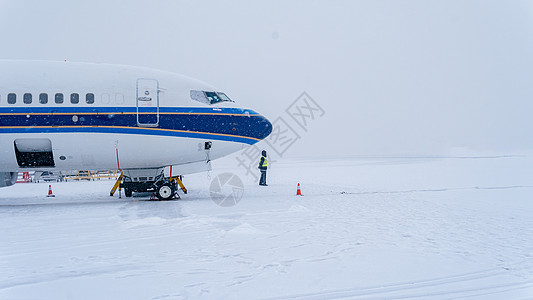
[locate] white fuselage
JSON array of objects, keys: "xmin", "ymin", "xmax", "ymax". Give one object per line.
[{"xmin": 0, "ymin": 60, "xmax": 272, "ymax": 175}]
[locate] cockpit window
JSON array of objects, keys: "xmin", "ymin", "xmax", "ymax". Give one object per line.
[
  {"xmin": 218, "ymin": 92, "xmax": 231, "ymax": 102},
  {"xmin": 204, "ymin": 92, "xmax": 222, "ymax": 104},
  {"xmin": 190, "ymin": 90, "xmax": 209, "ymax": 104},
  {"xmin": 190, "ymin": 90, "xmax": 234, "ymax": 105}
]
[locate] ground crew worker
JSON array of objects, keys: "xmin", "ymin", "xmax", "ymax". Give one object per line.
[{"xmin": 258, "ymin": 150, "xmax": 268, "ymax": 186}]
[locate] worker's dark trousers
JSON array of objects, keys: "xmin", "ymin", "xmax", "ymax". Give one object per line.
[{"xmin": 259, "ymin": 170, "xmax": 267, "ymax": 185}]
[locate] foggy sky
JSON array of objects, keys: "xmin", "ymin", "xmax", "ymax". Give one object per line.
[{"xmin": 1, "ymin": 0, "xmax": 532, "ymax": 157}]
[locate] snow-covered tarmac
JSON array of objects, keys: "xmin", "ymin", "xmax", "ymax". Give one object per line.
[{"xmin": 1, "ymin": 155, "xmax": 533, "ymax": 299}]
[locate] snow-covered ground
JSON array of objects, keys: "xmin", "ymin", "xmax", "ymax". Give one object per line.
[{"xmin": 1, "ymin": 154, "xmax": 533, "ymax": 299}]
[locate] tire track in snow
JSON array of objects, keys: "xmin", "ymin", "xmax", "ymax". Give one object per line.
[
  {"xmin": 0, "ymin": 264, "xmax": 138, "ymax": 290},
  {"xmin": 338, "ymin": 185, "xmax": 533, "ymax": 196},
  {"xmin": 263, "ymin": 260, "xmax": 533, "ymax": 300}
]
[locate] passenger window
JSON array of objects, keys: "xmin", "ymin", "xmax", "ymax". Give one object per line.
[
  {"xmin": 101, "ymin": 93, "xmax": 110, "ymax": 104},
  {"xmin": 70, "ymin": 93, "xmax": 79, "ymax": 104},
  {"xmin": 86, "ymin": 93, "xmax": 95, "ymax": 104},
  {"xmin": 39, "ymin": 93, "xmax": 48, "ymax": 104},
  {"xmin": 23, "ymin": 93, "xmax": 32, "ymax": 104},
  {"xmin": 8, "ymin": 93, "xmax": 16, "ymax": 104},
  {"xmin": 115, "ymin": 93, "xmax": 124, "ymax": 104},
  {"xmin": 55, "ymin": 93, "xmax": 64, "ymax": 104}
]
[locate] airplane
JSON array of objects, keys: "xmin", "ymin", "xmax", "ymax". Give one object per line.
[{"xmin": 0, "ymin": 60, "xmax": 272, "ymax": 199}]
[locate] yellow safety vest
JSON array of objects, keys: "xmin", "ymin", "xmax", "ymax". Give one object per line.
[{"xmin": 261, "ymin": 155, "xmax": 267, "ymax": 167}]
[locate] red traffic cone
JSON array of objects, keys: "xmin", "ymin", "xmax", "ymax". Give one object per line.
[
  {"xmin": 296, "ymin": 183, "xmax": 302, "ymax": 196},
  {"xmin": 47, "ymin": 185, "xmax": 55, "ymax": 197}
]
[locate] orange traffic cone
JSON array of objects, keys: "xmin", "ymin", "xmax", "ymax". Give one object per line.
[
  {"xmin": 47, "ymin": 185, "xmax": 55, "ymax": 197},
  {"xmin": 296, "ymin": 183, "xmax": 302, "ymax": 196}
]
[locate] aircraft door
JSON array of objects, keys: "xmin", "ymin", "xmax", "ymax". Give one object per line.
[{"xmin": 136, "ymin": 78, "xmax": 159, "ymax": 127}]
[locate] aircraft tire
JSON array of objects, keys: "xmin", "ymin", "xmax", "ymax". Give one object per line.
[{"xmin": 124, "ymin": 188, "xmax": 133, "ymax": 197}]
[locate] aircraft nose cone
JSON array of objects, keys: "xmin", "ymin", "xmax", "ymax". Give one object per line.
[
  {"xmin": 231, "ymin": 109, "xmax": 272, "ymax": 144},
  {"xmin": 256, "ymin": 114, "xmax": 272, "ymax": 140}
]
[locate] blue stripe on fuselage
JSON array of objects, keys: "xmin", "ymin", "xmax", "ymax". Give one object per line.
[{"xmin": 0, "ymin": 107, "xmax": 272, "ymax": 145}]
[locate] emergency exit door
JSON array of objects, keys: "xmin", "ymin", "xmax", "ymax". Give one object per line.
[{"xmin": 136, "ymin": 78, "xmax": 159, "ymax": 127}]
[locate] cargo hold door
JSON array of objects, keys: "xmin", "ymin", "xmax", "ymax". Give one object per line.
[{"xmin": 136, "ymin": 78, "xmax": 159, "ymax": 127}]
